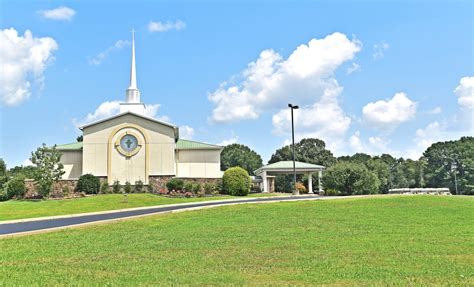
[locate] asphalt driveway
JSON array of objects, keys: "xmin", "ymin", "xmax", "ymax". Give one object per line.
[{"xmin": 0, "ymin": 195, "xmax": 321, "ymax": 237}]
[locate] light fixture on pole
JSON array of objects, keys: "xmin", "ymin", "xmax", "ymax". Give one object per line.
[{"xmin": 288, "ymin": 104, "xmax": 299, "ymax": 195}]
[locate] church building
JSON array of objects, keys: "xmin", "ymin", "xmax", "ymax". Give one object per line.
[{"xmin": 56, "ymin": 32, "xmax": 223, "ymax": 186}]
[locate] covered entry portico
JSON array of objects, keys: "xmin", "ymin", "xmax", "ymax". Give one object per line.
[{"xmin": 255, "ymin": 161, "xmax": 325, "ymax": 193}]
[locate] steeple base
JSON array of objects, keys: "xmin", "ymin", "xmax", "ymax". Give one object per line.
[{"xmin": 120, "ymin": 102, "xmax": 146, "ymax": 115}]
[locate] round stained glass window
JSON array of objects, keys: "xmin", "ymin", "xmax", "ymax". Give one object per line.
[{"xmin": 120, "ymin": 134, "xmax": 139, "ymax": 153}]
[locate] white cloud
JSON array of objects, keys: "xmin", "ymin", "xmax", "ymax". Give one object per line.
[
  {"xmin": 414, "ymin": 121, "xmax": 443, "ymax": 150},
  {"xmin": 347, "ymin": 131, "xmax": 392, "ymax": 155},
  {"xmin": 346, "ymin": 62, "xmax": 361, "ymax": 74},
  {"xmin": 368, "ymin": 136, "xmax": 390, "ymax": 152},
  {"xmin": 372, "ymin": 41, "xmax": 389, "ymax": 60},
  {"xmin": 0, "ymin": 28, "xmax": 58, "ymax": 106},
  {"xmin": 89, "ymin": 40, "xmax": 130, "ymax": 65},
  {"xmin": 179, "ymin": 125, "xmax": 195, "ymax": 139},
  {"xmin": 454, "ymin": 76, "xmax": 474, "ymax": 110},
  {"xmin": 74, "ymin": 101, "xmax": 120, "ymax": 126},
  {"xmin": 209, "ymin": 32, "xmax": 361, "ymax": 125},
  {"xmin": 38, "ymin": 6, "xmax": 76, "ymax": 21},
  {"xmin": 272, "ymin": 87, "xmax": 351, "ymax": 153},
  {"xmin": 349, "ymin": 131, "xmax": 364, "ymax": 152},
  {"xmin": 148, "ymin": 20, "xmax": 186, "ymax": 32},
  {"xmin": 401, "ymin": 121, "xmax": 445, "ymax": 159},
  {"xmin": 427, "ymin": 106, "xmax": 442, "ymax": 114},
  {"xmin": 362, "ymin": 92, "xmax": 417, "ymax": 130},
  {"xmin": 73, "ymin": 101, "xmax": 166, "ymax": 127},
  {"xmin": 218, "ymin": 136, "xmax": 239, "ymax": 146},
  {"xmin": 22, "ymin": 158, "xmax": 33, "ymax": 166}
]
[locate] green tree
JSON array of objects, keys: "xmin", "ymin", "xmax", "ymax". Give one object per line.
[
  {"xmin": 379, "ymin": 153, "xmax": 397, "ymax": 167},
  {"xmin": 30, "ymin": 144, "xmax": 65, "ymax": 196},
  {"xmin": 322, "ymin": 162, "xmax": 380, "ymax": 195},
  {"xmin": 399, "ymin": 159, "xmax": 426, "ymax": 188},
  {"xmin": 0, "ymin": 158, "xmax": 7, "ymax": 190},
  {"xmin": 423, "ymin": 136, "xmax": 474, "ymax": 194},
  {"xmin": 339, "ymin": 154, "xmax": 391, "ymax": 193},
  {"xmin": 0, "ymin": 158, "xmax": 6, "ymax": 176},
  {"xmin": 76, "ymin": 135, "xmax": 83, "ymax": 142},
  {"xmin": 269, "ymin": 138, "xmax": 336, "ymax": 167},
  {"xmin": 366, "ymin": 158, "xmax": 390, "ymax": 193},
  {"xmin": 7, "ymin": 165, "xmax": 37, "ymax": 179},
  {"xmin": 220, "ymin": 144, "xmax": 263, "ymax": 175}
]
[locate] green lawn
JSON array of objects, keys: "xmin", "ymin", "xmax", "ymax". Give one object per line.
[
  {"xmin": 0, "ymin": 192, "xmax": 290, "ymax": 221},
  {"xmin": 1, "ymin": 196, "xmax": 473, "ymax": 285}
]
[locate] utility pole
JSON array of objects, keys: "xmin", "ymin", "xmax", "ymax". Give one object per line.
[{"xmin": 451, "ymin": 161, "xmax": 458, "ymax": 195}]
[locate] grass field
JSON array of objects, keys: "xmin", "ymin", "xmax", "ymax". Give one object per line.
[
  {"xmin": 0, "ymin": 192, "xmax": 290, "ymax": 221},
  {"xmin": 1, "ymin": 196, "xmax": 472, "ymax": 285}
]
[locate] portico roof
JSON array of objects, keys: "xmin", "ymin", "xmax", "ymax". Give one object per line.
[{"xmin": 254, "ymin": 161, "xmax": 325, "ymax": 175}]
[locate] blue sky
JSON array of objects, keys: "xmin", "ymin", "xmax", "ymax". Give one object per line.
[{"xmin": 1, "ymin": 0, "xmax": 473, "ymax": 168}]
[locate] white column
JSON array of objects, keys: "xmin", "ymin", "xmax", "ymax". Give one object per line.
[
  {"xmin": 262, "ymin": 171, "xmax": 268, "ymax": 193},
  {"xmin": 318, "ymin": 170, "xmax": 323, "ymax": 192},
  {"xmin": 308, "ymin": 173, "xmax": 313, "ymax": 194}
]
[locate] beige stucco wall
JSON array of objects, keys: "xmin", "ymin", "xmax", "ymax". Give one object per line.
[
  {"xmin": 60, "ymin": 150, "xmax": 83, "ymax": 179},
  {"xmin": 176, "ymin": 149, "xmax": 223, "ymax": 178},
  {"xmin": 109, "ymin": 127, "xmax": 147, "ymax": 184},
  {"xmin": 82, "ymin": 114, "xmax": 176, "ymax": 184}
]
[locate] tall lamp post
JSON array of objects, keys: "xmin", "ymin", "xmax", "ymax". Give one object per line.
[{"xmin": 288, "ymin": 104, "xmax": 299, "ymax": 195}]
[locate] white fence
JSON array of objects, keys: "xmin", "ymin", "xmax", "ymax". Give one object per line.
[{"xmin": 389, "ymin": 188, "xmax": 451, "ymax": 195}]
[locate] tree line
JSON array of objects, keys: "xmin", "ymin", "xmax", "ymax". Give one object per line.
[{"xmin": 220, "ymin": 137, "xmax": 473, "ymax": 195}]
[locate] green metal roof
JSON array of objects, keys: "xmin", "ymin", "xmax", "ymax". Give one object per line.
[
  {"xmin": 255, "ymin": 161, "xmax": 325, "ymax": 175},
  {"xmin": 55, "ymin": 139, "xmax": 221, "ymax": 151},
  {"xmin": 176, "ymin": 139, "xmax": 222, "ymax": 150},
  {"xmin": 56, "ymin": 142, "xmax": 83, "ymax": 150}
]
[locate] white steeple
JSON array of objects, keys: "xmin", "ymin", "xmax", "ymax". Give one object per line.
[
  {"xmin": 125, "ymin": 29, "xmax": 140, "ymax": 103},
  {"xmin": 120, "ymin": 29, "xmax": 146, "ymax": 115}
]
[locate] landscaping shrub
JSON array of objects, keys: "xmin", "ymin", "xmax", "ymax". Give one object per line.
[
  {"xmin": 100, "ymin": 181, "xmax": 109, "ymax": 194},
  {"xmin": 134, "ymin": 180, "xmax": 144, "ymax": 193},
  {"xmin": 324, "ymin": 188, "xmax": 340, "ymax": 196},
  {"xmin": 192, "ymin": 183, "xmax": 201, "ymax": 193},
  {"xmin": 62, "ymin": 185, "xmax": 71, "ymax": 196},
  {"xmin": 275, "ymin": 175, "xmax": 293, "ymax": 193},
  {"xmin": 124, "ymin": 181, "xmax": 132, "ymax": 193},
  {"xmin": 216, "ymin": 180, "xmax": 223, "ymax": 193},
  {"xmin": 251, "ymin": 185, "xmax": 262, "ymax": 193},
  {"xmin": 197, "ymin": 190, "xmax": 205, "ymax": 197},
  {"xmin": 166, "ymin": 178, "xmax": 184, "ymax": 191},
  {"xmin": 5, "ymin": 176, "xmax": 26, "ymax": 199},
  {"xmin": 295, "ymin": 182, "xmax": 307, "ymax": 194},
  {"xmin": 77, "ymin": 174, "xmax": 100, "ymax": 194},
  {"xmin": 112, "ymin": 180, "xmax": 121, "ymax": 193},
  {"xmin": 222, "ymin": 167, "xmax": 251, "ymax": 196},
  {"xmin": 0, "ymin": 189, "xmax": 8, "ymax": 201},
  {"xmin": 184, "ymin": 182, "xmax": 193, "ymax": 192},
  {"xmin": 147, "ymin": 181, "xmax": 155, "ymax": 193},
  {"xmin": 204, "ymin": 182, "xmax": 216, "ymax": 194}
]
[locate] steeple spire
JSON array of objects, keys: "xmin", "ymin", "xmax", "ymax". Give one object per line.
[{"xmin": 125, "ymin": 29, "xmax": 140, "ymax": 103}]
